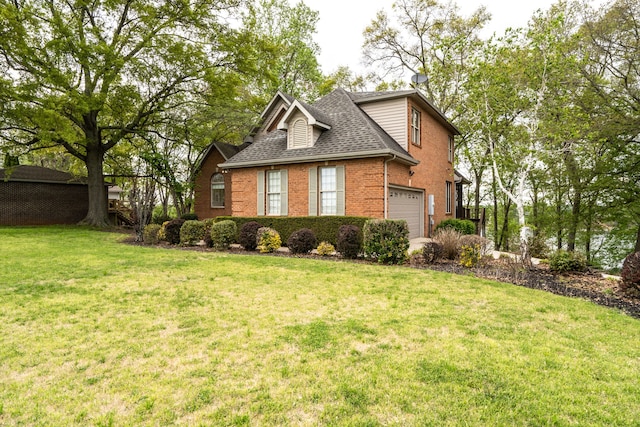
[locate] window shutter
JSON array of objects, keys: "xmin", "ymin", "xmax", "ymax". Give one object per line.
[
  {"xmin": 308, "ymin": 167, "xmax": 317, "ymax": 216},
  {"xmin": 257, "ymin": 170, "xmax": 265, "ymax": 216},
  {"xmin": 280, "ymin": 169, "xmax": 288, "ymax": 215},
  {"xmin": 336, "ymin": 165, "xmax": 345, "ymax": 215}
]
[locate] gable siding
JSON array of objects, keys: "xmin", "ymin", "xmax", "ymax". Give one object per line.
[
  {"xmin": 360, "ymin": 98, "xmax": 408, "ymax": 149},
  {"xmin": 260, "ymin": 99, "xmax": 289, "ymax": 136}
]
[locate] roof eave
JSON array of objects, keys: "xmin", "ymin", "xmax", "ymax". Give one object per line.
[{"xmin": 220, "ymin": 150, "xmax": 419, "ymax": 169}]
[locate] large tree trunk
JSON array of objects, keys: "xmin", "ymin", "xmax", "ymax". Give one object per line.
[
  {"xmin": 567, "ymin": 190, "xmax": 582, "ymax": 252},
  {"xmin": 81, "ymin": 145, "xmax": 110, "ymax": 227},
  {"xmin": 635, "ymin": 224, "xmax": 640, "ymax": 253}
]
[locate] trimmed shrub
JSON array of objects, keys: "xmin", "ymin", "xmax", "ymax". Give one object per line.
[
  {"xmin": 239, "ymin": 221, "xmax": 263, "ymax": 251},
  {"xmin": 433, "ymin": 228, "xmax": 462, "ymax": 259},
  {"xmin": 214, "ymin": 216, "xmax": 368, "ymax": 246},
  {"xmin": 181, "ymin": 213, "xmax": 199, "ymax": 221},
  {"xmin": 317, "ymin": 241, "xmax": 335, "ymax": 256},
  {"xmin": 337, "ymin": 224, "xmax": 362, "ymax": 259},
  {"xmin": 422, "ymin": 240, "xmax": 443, "ymax": 264},
  {"xmin": 435, "ymin": 218, "xmax": 475, "ymax": 235},
  {"xmin": 620, "ymin": 252, "xmax": 640, "ymax": 294},
  {"xmin": 164, "ymin": 218, "xmax": 185, "ymax": 245},
  {"xmin": 287, "ymin": 228, "xmax": 317, "ymax": 254},
  {"xmin": 257, "ymin": 227, "xmax": 281, "ymax": 253},
  {"xmin": 143, "ymin": 224, "xmax": 161, "ymax": 245},
  {"xmin": 548, "ymin": 250, "xmax": 587, "ymax": 273},
  {"xmin": 211, "ymin": 220, "xmax": 237, "ymax": 250},
  {"xmin": 363, "ymin": 219, "xmax": 409, "ymax": 265},
  {"xmin": 180, "ymin": 220, "xmax": 205, "ymax": 246}
]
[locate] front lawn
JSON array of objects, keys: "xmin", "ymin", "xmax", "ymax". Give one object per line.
[{"xmin": 1, "ymin": 226, "xmax": 639, "ymax": 426}]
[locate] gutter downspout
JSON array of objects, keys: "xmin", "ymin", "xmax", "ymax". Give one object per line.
[{"xmin": 384, "ymin": 155, "xmax": 397, "ymax": 219}]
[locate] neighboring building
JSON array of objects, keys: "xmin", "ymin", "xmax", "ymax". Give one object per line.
[
  {"xmin": 195, "ymin": 88, "xmax": 461, "ymax": 238},
  {"xmin": 193, "ymin": 141, "xmax": 251, "ymax": 220},
  {"xmin": 0, "ymin": 165, "xmax": 89, "ymax": 225}
]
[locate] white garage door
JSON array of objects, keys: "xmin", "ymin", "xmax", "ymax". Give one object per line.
[{"xmin": 388, "ymin": 187, "xmax": 423, "ymax": 239}]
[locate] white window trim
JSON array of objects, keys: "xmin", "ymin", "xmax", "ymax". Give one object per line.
[{"xmin": 308, "ymin": 166, "xmax": 345, "ymax": 216}]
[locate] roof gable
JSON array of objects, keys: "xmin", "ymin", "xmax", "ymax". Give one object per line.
[
  {"xmin": 277, "ymin": 100, "xmax": 331, "ymax": 131},
  {"xmin": 221, "ymin": 88, "xmax": 418, "ymax": 169}
]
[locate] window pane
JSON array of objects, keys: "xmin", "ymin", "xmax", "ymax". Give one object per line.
[
  {"xmin": 211, "ymin": 173, "xmax": 225, "ymax": 207},
  {"xmin": 320, "ymin": 167, "xmax": 337, "ymax": 215},
  {"xmin": 267, "ymin": 170, "xmax": 281, "ymax": 215}
]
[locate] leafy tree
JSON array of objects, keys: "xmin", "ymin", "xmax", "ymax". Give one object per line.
[
  {"xmin": 241, "ymin": 0, "xmax": 323, "ymax": 102},
  {"xmin": 0, "ymin": 0, "xmax": 246, "ymax": 226},
  {"xmin": 363, "ymin": 0, "xmax": 490, "ymax": 118}
]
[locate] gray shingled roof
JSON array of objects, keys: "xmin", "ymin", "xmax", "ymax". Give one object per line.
[
  {"xmin": 0, "ymin": 165, "xmax": 86, "ymax": 184},
  {"xmin": 221, "ymin": 88, "xmax": 418, "ymax": 168}
]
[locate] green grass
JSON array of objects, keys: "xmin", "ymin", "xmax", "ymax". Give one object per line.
[{"xmin": 1, "ymin": 226, "xmax": 639, "ymax": 426}]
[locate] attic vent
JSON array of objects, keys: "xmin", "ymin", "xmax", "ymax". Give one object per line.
[{"xmin": 290, "ymin": 118, "xmax": 309, "ymax": 149}]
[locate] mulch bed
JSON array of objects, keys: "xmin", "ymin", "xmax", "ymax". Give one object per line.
[{"xmin": 123, "ymin": 234, "xmax": 640, "ymax": 319}]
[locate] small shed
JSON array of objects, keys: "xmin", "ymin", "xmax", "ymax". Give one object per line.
[{"xmin": 0, "ymin": 165, "xmax": 89, "ymax": 225}]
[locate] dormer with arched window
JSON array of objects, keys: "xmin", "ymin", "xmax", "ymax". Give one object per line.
[{"xmin": 277, "ymin": 100, "xmax": 331, "ymax": 150}]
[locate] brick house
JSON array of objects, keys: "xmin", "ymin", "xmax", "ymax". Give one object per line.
[
  {"xmin": 194, "ymin": 88, "xmax": 460, "ymax": 238},
  {"xmin": 0, "ymin": 165, "xmax": 90, "ymax": 225}
]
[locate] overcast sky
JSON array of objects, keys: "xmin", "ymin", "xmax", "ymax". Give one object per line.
[{"xmin": 296, "ymin": 0, "xmax": 599, "ymax": 74}]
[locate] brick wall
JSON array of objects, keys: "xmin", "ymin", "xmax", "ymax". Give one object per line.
[
  {"xmin": 0, "ymin": 182, "xmax": 89, "ymax": 225},
  {"xmin": 193, "ymin": 149, "xmax": 233, "ymax": 220},
  {"xmin": 229, "ymin": 158, "xmax": 387, "ymax": 218},
  {"xmin": 406, "ymin": 99, "xmax": 455, "ymax": 233}
]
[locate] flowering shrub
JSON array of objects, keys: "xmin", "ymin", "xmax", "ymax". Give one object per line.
[{"xmin": 459, "ymin": 244, "xmax": 482, "ymax": 268}]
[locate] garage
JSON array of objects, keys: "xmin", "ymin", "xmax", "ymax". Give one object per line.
[{"xmin": 388, "ymin": 186, "xmax": 424, "ymax": 239}]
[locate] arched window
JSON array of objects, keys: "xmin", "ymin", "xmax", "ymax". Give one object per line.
[{"xmin": 211, "ymin": 173, "xmax": 225, "ymax": 208}]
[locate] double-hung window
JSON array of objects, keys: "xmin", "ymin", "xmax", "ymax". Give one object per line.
[
  {"xmin": 309, "ymin": 165, "xmax": 345, "ymax": 216},
  {"xmin": 446, "ymin": 181, "xmax": 452, "ymax": 214},
  {"xmin": 267, "ymin": 170, "xmax": 282, "ymax": 215},
  {"xmin": 257, "ymin": 170, "xmax": 288, "ymax": 216},
  {"xmin": 319, "ymin": 167, "xmax": 337, "ymax": 215},
  {"xmin": 411, "ymin": 107, "xmax": 421, "ymax": 146}
]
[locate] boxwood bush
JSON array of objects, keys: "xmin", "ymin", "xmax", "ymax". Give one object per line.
[
  {"xmin": 435, "ymin": 218, "xmax": 476, "ymax": 235},
  {"xmin": 548, "ymin": 250, "xmax": 587, "ymax": 273},
  {"xmin": 211, "ymin": 220, "xmax": 237, "ymax": 250},
  {"xmin": 180, "ymin": 220, "xmax": 206, "ymax": 246},
  {"xmin": 287, "ymin": 228, "xmax": 317, "ymax": 254},
  {"xmin": 363, "ymin": 219, "xmax": 409, "ymax": 265},
  {"xmin": 214, "ymin": 216, "xmax": 369, "ymax": 246},
  {"xmin": 143, "ymin": 223, "xmax": 161, "ymax": 245}
]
